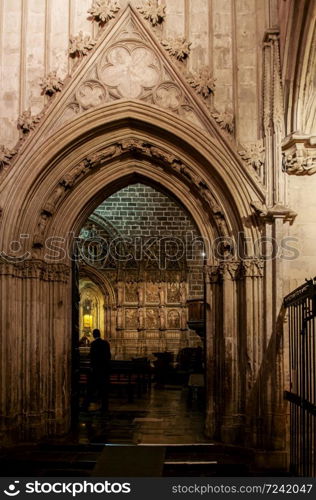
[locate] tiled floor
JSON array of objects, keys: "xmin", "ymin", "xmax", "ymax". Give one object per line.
[{"xmin": 76, "ymin": 385, "xmax": 209, "ymax": 445}]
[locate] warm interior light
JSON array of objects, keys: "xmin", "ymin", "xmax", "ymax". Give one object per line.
[{"xmin": 83, "ymin": 314, "xmax": 93, "ymax": 329}]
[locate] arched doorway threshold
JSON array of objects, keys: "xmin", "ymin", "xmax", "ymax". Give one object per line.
[{"xmin": 0, "ymin": 103, "xmax": 263, "ymax": 449}]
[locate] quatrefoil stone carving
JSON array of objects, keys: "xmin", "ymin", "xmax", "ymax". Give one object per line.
[{"xmin": 98, "ymin": 46, "xmax": 161, "ymax": 98}]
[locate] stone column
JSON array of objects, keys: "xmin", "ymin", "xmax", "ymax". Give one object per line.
[
  {"xmin": 263, "ymin": 29, "xmax": 286, "ymax": 207},
  {"xmin": 0, "ymin": 259, "xmax": 71, "ymax": 444},
  {"xmin": 240, "ymin": 259, "xmax": 265, "ymax": 446},
  {"xmin": 219, "ymin": 260, "xmax": 244, "ymax": 444},
  {"xmin": 204, "ymin": 264, "xmax": 222, "ymax": 439}
]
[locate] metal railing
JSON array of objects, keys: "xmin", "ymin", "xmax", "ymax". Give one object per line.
[{"xmin": 284, "ymin": 279, "xmax": 316, "ymax": 476}]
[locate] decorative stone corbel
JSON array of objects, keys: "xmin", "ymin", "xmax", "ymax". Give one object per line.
[
  {"xmin": 0, "ymin": 145, "xmax": 17, "ymax": 170},
  {"xmin": 17, "ymin": 109, "xmax": 42, "ymax": 134},
  {"xmin": 250, "ymin": 200, "xmax": 268, "ymax": 219},
  {"xmin": 88, "ymin": 0, "xmax": 120, "ymax": 25},
  {"xmin": 267, "ymin": 204, "xmax": 297, "ymax": 224},
  {"xmin": 40, "ymin": 71, "xmax": 64, "ymax": 96},
  {"xmin": 69, "ymin": 31, "xmax": 96, "ymax": 57},
  {"xmin": 187, "ymin": 67, "xmax": 216, "ymax": 99},
  {"xmin": 282, "ymin": 134, "xmax": 316, "ymax": 176},
  {"xmin": 211, "ymin": 109, "xmax": 234, "ymax": 135},
  {"xmin": 162, "ymin": 37, "xmax": 191, "ymax": 61},
  {"xmin": 239, "ymin": 140, "xmax": 265, "ymax": 179},
  {"xmin": 137, "ymin": 1, "xmax": 166, "ymax": 26},
  {"xmin": 33, "ymin": 212, "xmax": 51, "ymax": 248},
  {"xmin": 250, "ymin": 200, "xmax": 296, "ymax": 224}
]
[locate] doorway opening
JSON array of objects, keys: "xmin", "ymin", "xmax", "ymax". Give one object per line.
[{"xmin": 73, "ymin": 181, "xmax": 207, "ymax": 444}]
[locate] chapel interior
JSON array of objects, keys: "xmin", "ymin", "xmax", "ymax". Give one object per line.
[{"xmin": 0, "ymin": 0, "xmax": 316, "ymax": 478}]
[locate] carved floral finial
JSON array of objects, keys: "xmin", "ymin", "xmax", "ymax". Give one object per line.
[
  {"xmin": 162, "ymin": 37, "xmax": 191, "ymax": 61},
  {"xmin": 88, "ymin": 0, "xmax": 120, "ymax": 24},
  {"xmin": 239, "ymin": 141, "xmax": 265, "ymax": 175},
  {"xmin": 39, "ymin": 71, "xmax": 64, "ymax": 96},
  {"xmin": 0, "ymin": 145, "xmax": 17, "ymax": 169},
  {"xmin": 211, "ymin": 109, "xmax": 234, "ymax": 134},
  {"xmin": 17, "ymin": 109, "xmax": 41, "ymax": 134},
  {"xmin": 137, "ymin": 1, "xmax": 166, "ymax": 26},
  {"xmin": 69, "ymin": 31, "xmax": 96, "ymax": 57},
  {"xmin": 187, "ymin": 67, "xmax": 216, "ymax": 98}
]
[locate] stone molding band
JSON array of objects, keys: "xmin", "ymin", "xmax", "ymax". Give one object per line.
[{"xmin": 0, "ymin": 259, "xmax": 70, "ymax": 282}]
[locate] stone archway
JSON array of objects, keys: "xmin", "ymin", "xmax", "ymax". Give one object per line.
[{"xmin": 0, "ymin": 103, "xmax": 264, "ymax": 447}]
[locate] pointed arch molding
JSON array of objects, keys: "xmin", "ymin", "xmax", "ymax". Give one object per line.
[{"xmin": 0, "ymin": 101, "xmax": 263, "ymax": 259}]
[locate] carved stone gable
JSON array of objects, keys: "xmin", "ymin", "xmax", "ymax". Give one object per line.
[{"xmin": 47, "ymin": 4, "xmax": 210, "ymax": 137}]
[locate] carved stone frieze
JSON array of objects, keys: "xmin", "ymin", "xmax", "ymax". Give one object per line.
[
  {"xmin": 88, "ymin": 0, "xmax": 120, "ymax": 25},
  {"xmin": 0, "ymin": 145, "xmax": 17, "ymax": 170},
  {"xmin": 205, "ymin": 261, "xmax": 245, "ymax": 282},
  {"xmin": 0, "ymin": 258, "xmax": 70, "ymax": 283},
  {"xmin": 282, "ymin": 152, "xmax": 316, "ymax": 175},
  {"xmin": 187, "ymin": 67, "xmax": 216, "ymax": 98},
  {"xmin": 137, "ymin": 1, "xmax": 166, "ymax": 26},
  {"xmin": 17, "ymin": 110, "xmax": 42, "ymax": 134},
  {"xmin": 69, "ymin": 31, "xmax": 96, "ymax": 57},
  {"xmin": 161, "ymin": 37, "xmax": 191, "ymax": 61},
  {"xmin": 211, "ymin": 109, "xmax": 234, "ymax": 135},
  {"xmin": 239, "ymin": 140, "xmax": 265, "ymax": 179},
  {"xmin": 40, "ymin": 71, "xmax": 64, "ymax": 96},
  {"xmin": 282, "ymin": 133, "xmax": 316, "ymax": 176}
]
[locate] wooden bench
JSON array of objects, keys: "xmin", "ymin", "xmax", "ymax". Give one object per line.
[{"xmin": 79, "ymin": 349, "xmax": 152, "ymax": 404}]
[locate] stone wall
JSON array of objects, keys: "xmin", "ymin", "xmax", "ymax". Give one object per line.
[{"xmin": 0, "ymin": 0, "xmax": 268, "ymax": 148}]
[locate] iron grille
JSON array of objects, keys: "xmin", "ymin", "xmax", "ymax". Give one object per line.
[{"xmin": 284, "ymin": 278, "xmax": 316, "ymax": 476}]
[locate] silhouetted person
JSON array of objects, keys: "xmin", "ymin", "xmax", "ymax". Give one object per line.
[{"xmin": 83, "ymin": 329, "xmax": 111, "ymax": 412}]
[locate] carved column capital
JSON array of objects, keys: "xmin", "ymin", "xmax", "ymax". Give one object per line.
[
  {"xmin": 241, "ymin": 259, "xmax": 264, "ymax": 278},
  {"xmin": 0, "ymin": 259, "xmax": 70, "ymax": 282},
  {"xmin": 219, "ymin": 260, "xmax": 241, "ymax": 281},
  {"xmin": 204, "ymin": 264, "xmax": 221, "ymax": 284}
]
